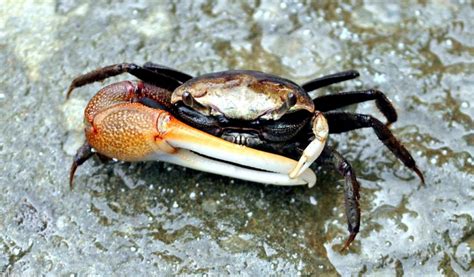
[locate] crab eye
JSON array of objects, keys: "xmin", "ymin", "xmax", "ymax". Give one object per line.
[
  {"xmin": 182, "ymin": 91, "xmax": 194, "ymax": 107},
  {"xmin": 287, "ymin": 93, "xmax": 297, "ymax": 107}
]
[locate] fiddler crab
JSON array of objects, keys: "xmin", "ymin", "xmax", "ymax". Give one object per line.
[{"xmin": 67, "ymin": 62, "xmax": 424, "ymax": 251}]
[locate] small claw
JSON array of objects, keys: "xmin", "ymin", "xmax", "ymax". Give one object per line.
[
  {"xmin": 290, "ymin": 113, "xmax": 328, "ymax": 178},
  {"xmin": 289, "ymin": 156, "xmax": 308, "ymax": 179}
]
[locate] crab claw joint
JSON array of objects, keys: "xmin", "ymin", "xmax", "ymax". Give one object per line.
[{"xmin": 80, "ymin": 103, "xmax": 316, "ymax": 187}]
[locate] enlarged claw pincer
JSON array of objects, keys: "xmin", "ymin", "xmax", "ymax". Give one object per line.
[{"xmin": 70, "ymin": 87, "xmax": 317, "ymax": 188}]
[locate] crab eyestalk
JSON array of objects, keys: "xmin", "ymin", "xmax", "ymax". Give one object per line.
[
  {"xmin": 273, "ymin": 92, "xmax": 297, "ymax": 119},
  {"xmin": 70, "ymin": 100, "xmax": 317, "ymax": 188}
]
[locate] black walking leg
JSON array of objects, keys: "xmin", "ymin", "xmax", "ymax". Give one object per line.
[
  {"xmin": 66, "ymin": 63, "xmax": 189, "ymax": 98},
  {"xmin": 302, "ymin": 70, "xmax": 360, "ymax": 92},
  {"xmin": 314, "ymin": 89, "xmax": 398, "ymax": 125},
  {"xmin": 318, "ymin": 146, "xmax": 361, "ymax": 251},
  {"xmin": 142, "ymin": 62, "xmax": 193, "ymax": 83},
  {"xmin": 324, "ymin": 112, "xmax": 424, "ymax": 183},
  {"xmin": 69, "ymin": 142, "xmax": 94, "ymax": 190}
]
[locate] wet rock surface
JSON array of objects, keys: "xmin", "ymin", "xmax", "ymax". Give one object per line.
[{"xmin": 1, "ymin": 1, "xmax": 473, "ymax": 275}]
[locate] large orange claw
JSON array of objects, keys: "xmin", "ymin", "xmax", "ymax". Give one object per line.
[
  {"xmin": 70, "ymin": 82, "xmax": 316, "ymax": 188},
  {"xmin": 72, "ymin": 103, "xmax": 316, "ymax": 187}
]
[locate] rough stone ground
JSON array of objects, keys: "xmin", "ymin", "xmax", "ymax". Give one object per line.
[{"xmin": 0, "ymin": 1, "xmax": 473, "ymax": 275}]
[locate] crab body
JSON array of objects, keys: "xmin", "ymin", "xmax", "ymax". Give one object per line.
[
  {"xmin": 171, "ymin": 70, "xmax": 319, "ymax": 154},
  {"xmin": 66, "ymin": 62, "xmax": 425, "ymax": 251},
  {"xmin": 172, "ymin": 70, "xmax": 314, "ymax": 120}
]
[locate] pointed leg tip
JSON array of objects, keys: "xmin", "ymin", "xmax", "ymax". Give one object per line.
[
  {"xmin": 414, "ymin": 167, "xmax": 425, "ymax": 185},
  {"xmin": 339, "ymin": 232, "xmax": 357, "ymax": 252},
  {"xmin": 66, "ymin": 86, "xmax": 74, "ymax": 100},
  {"xmin": 68, "ymin": 142, "xmax": 94, "ymax": 190},
  {"xmin": 69, "ymin": 162, "xmax": 78, "ymax": 190},
  {"xmin": 350, "ymin": 70, "xmax": 360, "ymax": 78}
]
